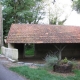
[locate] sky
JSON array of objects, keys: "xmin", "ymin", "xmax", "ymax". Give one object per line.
[
  {"xmin": 40, "ymin": 0, "xmax": 80, "ymax": 26},
  {"xmin": 64, "ymin": 11, "xmax": 80, "ymax": 26}
]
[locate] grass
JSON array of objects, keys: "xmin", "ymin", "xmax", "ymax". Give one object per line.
[
  {"xmin": 25, "ymin": 48, "xmax": 34, "ymax": 56},
  {"xmin": 25, "ymin": 44, "xmax": 34, "ymax": 56},
  {"xmin": 10, "ymin": 66, "xmax": 80, "ymax": 80}
]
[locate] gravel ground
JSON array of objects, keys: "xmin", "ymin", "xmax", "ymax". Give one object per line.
[
  {"xmin": 0, "ymin": 54, "xmax": 45, "ymax": 68},
  {"xmin": 0, "ymin": 54, "xmax": 80, "ymax": 77},
  {"xmin": 0, "ymin": 54, "xmax": 24, "ymax": 68},
  {"xmin": 0, "ymin": 54, "xmax": 80, "ymax": 69}
]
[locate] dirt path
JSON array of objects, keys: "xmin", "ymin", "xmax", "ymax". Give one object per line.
[{"xmin": 0, "ymin": 54, "xmax": 45, "ymax": 68}]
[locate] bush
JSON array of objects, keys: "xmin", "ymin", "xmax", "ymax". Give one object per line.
[
  {"xmin": 58, "ymin": 57, "xmax": 69, "ymax": 65},
  {"xmin": 61, "ymin": 57, "xmax": 68, "ymax": 64},
  {"xmin": 69, "ymin": 60, "xmax": 78, "ymax": 70},
  {"xmin": 45, "ymin": 54, "xmax": 58, "ymax": 67}
]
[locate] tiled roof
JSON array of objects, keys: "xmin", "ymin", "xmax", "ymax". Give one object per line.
[{"xmin": 7, "ymin": 24, "xmax": 80, "ymax": 43}]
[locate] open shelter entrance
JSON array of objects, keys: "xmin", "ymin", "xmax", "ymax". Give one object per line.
[
  {"xmin": 24, "ymin": 44, "xmax": 35, "ymax": 57},
  {"xmin": 7, "ymin": 24, "xmax": 80, "ymax": 61},
  {"xmin": 8, "ymin": 43, "xmax": 80, "ymax": 61}
]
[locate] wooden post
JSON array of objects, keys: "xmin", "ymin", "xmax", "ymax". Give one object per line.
[{"xmin": 58, "ymin": 50, "xmax": 61, "ymax": 61}]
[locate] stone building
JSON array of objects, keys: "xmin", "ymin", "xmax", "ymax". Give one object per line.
[
  {"xmin": 0, "ymin": 5, "xmax": 3, "ymax": 46},
  {"xmin": 7, "ymin": 24, "xmax": 80, "ymax": 59}
]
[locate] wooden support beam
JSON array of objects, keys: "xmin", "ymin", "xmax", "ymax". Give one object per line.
[{"xmin": 54, "ymin": 45, "xmax": 66, "ymax": 60}]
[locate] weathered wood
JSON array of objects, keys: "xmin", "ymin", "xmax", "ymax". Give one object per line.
[
  {"xmin": 58, "ymin": 51, "xmax": 61, "ymax": 60},
  {"xmin": 54, "ymin": 45, "xmax": 66, "ymax": 60},
  {"xmin": 34, "ymin": 44, "xmax": 80, "ymax": 59},
  {"xmin": 54, "ymin": 45, "xmax": 60, "ymax": 50}
]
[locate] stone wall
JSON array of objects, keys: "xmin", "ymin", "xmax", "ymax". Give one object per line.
[
  {"xmin": 0, "ymin": 5, "xmax": 3, "ymax": 46},
  {"xmin": 8, "ymin": 43, "xmax": 25, "ymax": 59},
  {"xmin": 1, "ymin": 46, "xmax": 18, "ymax": 60}
]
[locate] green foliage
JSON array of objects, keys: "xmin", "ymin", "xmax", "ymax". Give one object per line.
[
  {"xmin": 0, "ymin": 0, "xmax": 45, "ymax": 36},
  {"xmin": 58, "ymin": 57, "xmax": 75, "ymax": 67},
  {"xmin": 69, "ymin": 60, "xmax": 78, "ymax": 70},
  {"xmin": 48, "ymin": 1, "xmax": 68, "ymax": 25},
  {"xmin": 45, "ymin": 54, "xmax": 58, "ymax": 66},
  {"xmin": 60, "ymin": 57, "xmax": 68, "ymax": 64},
  {"xmin": 10, "ymin": 66, "xmax": 80, "ymax": 80},
  {"xmin": 73, "ymin": 0, "xmax": 80, "ymax": 13},
  {"xmin": 50, "ymin": 17, "xmax": 57, "ymax": 25},
  {"xmin": 25, "ymin": 44, "xmax": 34, "ymax": 56},
  {"xmin": 25, "ymin": 48, "xmax": 34, "ymax": 56},
  {"xmin": 50, "ymin": 17, "xmax": 67, "ymax": 25},
  {"xmin": 44, "ymin": 54, "xmax": 76, "ymax": 71}
]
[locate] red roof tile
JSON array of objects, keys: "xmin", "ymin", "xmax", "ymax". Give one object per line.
[{"xmin": 7, "ymin": 24, "xmax": 80, "ymax": 43}]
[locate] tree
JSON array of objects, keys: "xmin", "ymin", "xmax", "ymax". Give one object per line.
[
  {"xmin": 73, "ymin": 0, "xmax": 80, "ymax": 13},
  {"xmin": 43, "ymin": 0, "xmax": 72, "ymax": 25},
  {"xmin": 49, "ymin": 1, "xmax": 69, "ymax": 25},
  {"xmin": 0, "ymin": 0, "xmax": 45, "ymax": 36}
]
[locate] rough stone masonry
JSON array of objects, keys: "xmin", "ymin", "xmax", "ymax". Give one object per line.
[{"xmin": 0, "ymin": 5, "xmax": 3, "ymax": 46}]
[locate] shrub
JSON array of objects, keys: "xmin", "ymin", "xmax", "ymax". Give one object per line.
[
  {"xmin": 69, "ymin": 60, "xmax": 78, "ymax": 70},
  {"xmin": 45, "ymin": 54, "xmax": 58, "ymax": 66},
  {"xmin": 44, "ymin": 53, "xmax": 77, "ymax": 72},
  {"xmin": 61, "ymin": 57, "xmax": 68, "ymax": 64},
  {"xmin": 58, "ymin": 57, "xmax": 75, "ymax": 66},
  {"xmin": 59, "ymin": 57, "xmax": 69, "ymax": 65}
]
